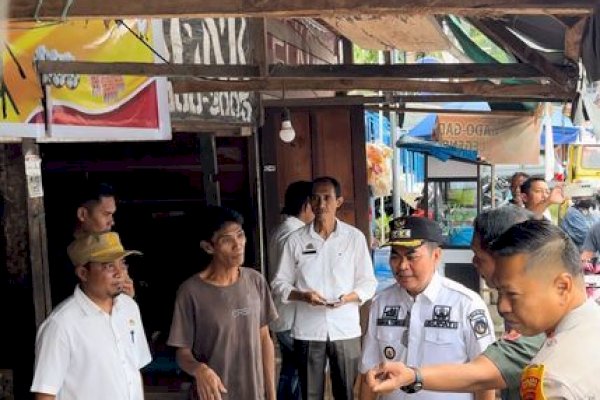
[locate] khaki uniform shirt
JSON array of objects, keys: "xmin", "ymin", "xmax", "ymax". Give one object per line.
[{"xmin": 520, "ymin": 300, "xmax": 600, "ymax": 399}]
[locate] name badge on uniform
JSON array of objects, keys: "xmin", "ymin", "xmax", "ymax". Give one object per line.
[
  {"xmin": 424, "ymin": 305, "xmax": 458, "ymax": 329},
  {"xmin": 377, "ymin": 306, "xmax": 409, "ymax": 327},
  {"xmin": 302, "ymin": 243, "xmax": 317, "ymax": 255}
]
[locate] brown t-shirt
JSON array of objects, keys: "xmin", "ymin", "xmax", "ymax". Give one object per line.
[{"xmin": 168, "ymin": 267, "xmax": 277, "ymax": 400}]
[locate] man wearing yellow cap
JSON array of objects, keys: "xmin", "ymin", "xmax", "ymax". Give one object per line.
[
  {"xmin": 31, "ymin": 232, "xmax": 151, "ymax": 400},
  {"xmin": 359, "ymin": 217, "xmax": 495, "ymax": 400}
]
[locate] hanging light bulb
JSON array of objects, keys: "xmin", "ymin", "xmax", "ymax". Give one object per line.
[{"xmin": 279, "ymin": 107, "xmax": 296, "ymax": 143}]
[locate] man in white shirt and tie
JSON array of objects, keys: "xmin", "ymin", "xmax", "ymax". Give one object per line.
[
  {"xmin": 272, "ymin": 176, "xmax": 377, "ymax": 400},
  {"xmin": 268, "ymin": 180, "xmax": 314, "ymax": 400}
]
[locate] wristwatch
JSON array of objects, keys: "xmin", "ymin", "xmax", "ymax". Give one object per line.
[{"xmin": 401, "ymin": 366, "xmax": 423, "ymax": 393}]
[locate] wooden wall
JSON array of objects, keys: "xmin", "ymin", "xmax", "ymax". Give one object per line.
[{"xmin": 261, "ymin": 105, "xmax": 369, "ymax": 270}]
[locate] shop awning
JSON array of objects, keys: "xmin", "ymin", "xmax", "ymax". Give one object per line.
[{"xmin": 397, "ymin": 135, "xmax": 479, "ymax": 163}]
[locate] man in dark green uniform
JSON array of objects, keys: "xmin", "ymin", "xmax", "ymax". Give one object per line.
[{"xmin": 365, "ymin": 206, "xmax": 544, "ymax": 400}]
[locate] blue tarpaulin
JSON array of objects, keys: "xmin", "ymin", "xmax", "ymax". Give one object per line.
[
  {"xmin": 540, "ymin": 108, "xmax": 579, "ymax": 145},
  {"xmin": 407, "ymin": 102, "xmax": 491, "ymax": 138},
  {"xmin": 408, "ymin": 105, "xmax": 580, "ymax": 145},
  {"xmin": 397, "ymin": 135, "xmax": 479, "ymax": 162},
  {"xmin": 365, "ymin": 111, "xmax": 392, "ymax": 145}
]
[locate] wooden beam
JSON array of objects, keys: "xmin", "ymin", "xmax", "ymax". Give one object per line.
[
  {"xmin": 36, "ymin": 60, "xmax": 574, "ymax": 80},
  {"xmin": 341, "ymin": 37, "xmax": 354, "ymax": 65},
  {"xmin": 365, "ymin": 105, "xmax": 533, "ymax": 116},
  {"xmin": 249, "ymin": 18, "xmax": 269, "ymax": 78},
  {"xmin": 171, "ymin": 120, "xmax": 253, "ymax": 134},
  {"xmin": 36, "ymin": 61, "xmax": 258, "ymax": 77},
  {"xmin": 263, "ymin": 94, "xmax": 569, "ymax": 107},
  {"xmin": 469, "ymin": 18, "xmax": 577, "ymax": 89},
  {"xmin": 248, "ymin": 18, "xmax": 268, "ymax": 127},
  {"xmin": 10, "ymin": 0, "xmax": 595, "ymax": 21},
  {"xmin": 267, "ymin": 19, "xmax": 338, "ymax": 63},
  {"xmin": 565, "ymin": 16, "xmax": 589, "ymax": 62},
  {"xmin": 171, "ymin": 78, "xmax": 573, "ymax": 99}
]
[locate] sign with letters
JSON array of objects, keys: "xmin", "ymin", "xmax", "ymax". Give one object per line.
[
  {"xmin": 162, "ymin": 18, "xmax": 256, "ymax": 125},
  {"xmin": 434, "ymin": 113, "xmax": 541, "ymax": 164}
]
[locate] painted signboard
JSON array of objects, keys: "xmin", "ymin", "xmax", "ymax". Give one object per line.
[
  {"xmin": 162, "ymin": 18, "xmax": 255, "ymax": 124},
  {"xmin": 435, "ymin": 113, "xmax": 541, "ymax": 164},
  {"xmin": 1, "ymin": 19, "xmax": 171, "ymax": 141}
]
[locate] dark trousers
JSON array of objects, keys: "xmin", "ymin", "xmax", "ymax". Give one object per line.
[
  {"xmin": 277, "ymin": 331, "xmax": 302, "ymax": 400},
  {"xmin": 294, "ymin": 337, "xmax": 361, "ymax": 400}
]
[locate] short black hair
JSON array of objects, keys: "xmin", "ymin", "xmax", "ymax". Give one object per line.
[
  {"xmin": 520, "ymin": 176, "xmax": 546, "ymax": 195},
  {"xmin": 199, "ymin": 206, "xmax": 244, "ymax": 242},
  {"xmin": 490, "ymin": 220, "xmax": 581, "ymax": 276},
  {"xmin": 75, "ymin": 182, "xmax": 116, "ymax": 209},
  {"xmin": 510, "ymin": 172, "xmax": 530, "ymax": 184},
  {"xmin": 282, "ymin": 181, "xmax": 312, "ymax": 217},
  {"xmin": 313, "ymin": 176, "xmax": 342, "ymax": 198},
  {"xmin": 473, "ymin": 206, "xmax": 533, "ymax": 251}
]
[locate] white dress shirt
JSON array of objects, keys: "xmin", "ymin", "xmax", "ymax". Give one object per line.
[
  {"xmin": 31, "ymin": 286, "xmax": 152, "ymax": 400},
  {"xmin": 268, "ymin": 215, "xmax": 306, "ymax": 332},
  {"xmin": 271, "ymin": 219, "xmax": 377, "ymax": 341},
  {"xmin": 521, "ymin": 299, "xmax": 600, "ymax": 399},
  {"xmin": 360, "ymin": 273, "xmax": 495, "ymax": 400}
]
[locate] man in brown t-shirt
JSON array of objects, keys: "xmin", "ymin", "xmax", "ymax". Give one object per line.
[{"xmin": 168, "ymin": 206, "xmax": 278, "ymax": 400}]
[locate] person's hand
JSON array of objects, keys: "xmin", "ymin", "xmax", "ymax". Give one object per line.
[
  {"xmin": 303, "ymin": 290, "xmax": 327, "ymax": 306},
  {"xmin": 513, "ymin": 187, "xmax": 524, "ymax": 207},
  {"xmin": 328, "ymin": 294, "xmax": 349, "ymax": 308},
  {"xmin": 366, "ymin": 362, "xmax": 416, "ymax": 394},
  {"xmin": 548, "ymin": 183, "xmax": 565, "ymax": 205},
  {"xmin": 194, "ymin": 363, "xmax": 227, "ymax": 400},
  {"xmin": 120, "ymin": 275, "xmax": 135, "ymax": 298}
]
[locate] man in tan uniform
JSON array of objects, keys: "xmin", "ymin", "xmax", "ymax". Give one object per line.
[{"xmin": 491, "ymin": 220, "xmax": 600, "ymax": 398}]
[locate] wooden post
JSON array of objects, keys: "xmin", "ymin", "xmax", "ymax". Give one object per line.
[
  {"xmin": 336, "ymin": 37, "xmax": 354, "ymax": 97},
  {"xmin": 198, "ymin": 134, "xmax": 221, "ymax": 206},
  {"xmin": 22, "ymin": 139, "xmax": 52, "ymax": 326},
  {"xmin": 0, "ymin": 141, "xmax": 49, "ymax": 398},
  {"xmin": 248, "ymin": 17, "xmax": 268, "ymax": 128}
]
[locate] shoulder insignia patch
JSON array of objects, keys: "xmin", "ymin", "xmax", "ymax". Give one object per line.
[
  {"xmin": 468, "ymin": 309, "xmax": 490, "ymax": 339},
  {"xmin": 302, "ymin": 243, "xmax": 317, "ymax": 254},
  {"xmin": 520, "ymin": 364, "xmax": 546, "ymax": 400}
]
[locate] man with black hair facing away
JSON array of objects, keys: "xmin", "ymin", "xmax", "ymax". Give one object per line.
[
  {"xmin": 360, "ymin": 216, "xmax": 495, "ymax": 400},
  {"xmin": 366, "ymin": 207, "xmax": 541, "ymax": 400},
  {"xmin": 492, "ymin": 220, "xmax": 600, "ymax": 398},
  {"xmin": 268, "ymin": 180, "xmax": 314, "ymax": 400},
  {"xmin": 168, "ymin": 206, "xmax": 278, "ymax": 400}
]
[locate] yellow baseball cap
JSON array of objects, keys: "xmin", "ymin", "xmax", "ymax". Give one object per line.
[{"xmin": 67, "ymin": 232, "xmax": 142, "ymax": 266}]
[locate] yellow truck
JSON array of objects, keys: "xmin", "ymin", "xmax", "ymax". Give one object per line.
[
  {"xmin": 558, "ymin": 144, "xmax": 600, "ymax": 221},
  {"xmin": 567, "ymin": 144, "xmax": 600, "ymax": 183}
]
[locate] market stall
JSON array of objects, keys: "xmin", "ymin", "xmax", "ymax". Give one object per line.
[{"xmin": 397, "ymin": 135, "xmax": 492, "ymax": 292}]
